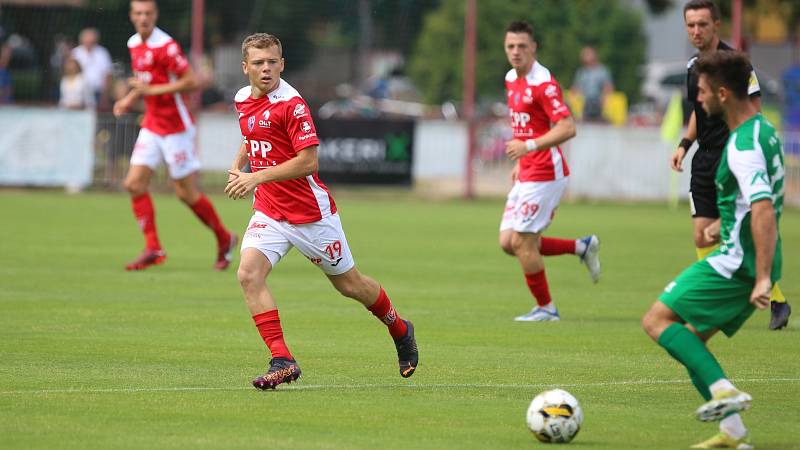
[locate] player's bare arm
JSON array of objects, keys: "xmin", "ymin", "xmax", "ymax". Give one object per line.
[
  {"xmin": 671, "ymin": 111, "xmax": 697, "ymax": 172},
  {"xmin": 130, "ymin": 68, "xmax": 199, "ymax": 97},
  {"xmin": 510, "ymin": 161, "xmax": 520, "ymax": 184},
  {"xmin": 114, "ymin": 69, "xmax": 197, "ymax": 116},
  {"xmin": 112, "ymin": 89, "xmax": 140, "ymax": 117},
  {"xmin": 505, "ymin": 116, "xmax": 576, "ymax": 160},
  {"xmin": 227, "ymin": 140, "xmax": 249, "ymax": 184},
  {"xmin": 225, "ymin": 146, "xmax": 319, "ymax": 199},
  {"xmin": 749, "ymin": 198, "xmax": 776, "ymax": 309}
]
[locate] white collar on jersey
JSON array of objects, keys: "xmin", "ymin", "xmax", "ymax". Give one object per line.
[
  {"xmin": 234, "ymin": 79, "xmax": 303, "ymax": 104},
  {"xmin": 127, "ymin": 27, "xmax": 172, "ymax": 49},
  {"xmin": 505, "ymin": 61, "xmax": 552, "ymax": 86}
]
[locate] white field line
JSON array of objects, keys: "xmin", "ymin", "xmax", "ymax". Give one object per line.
[{"xmin": 1, "ymin": 377, "xmax": 799, "ymax": 396}]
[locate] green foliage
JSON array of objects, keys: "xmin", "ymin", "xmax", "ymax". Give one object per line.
[{"xmin": 409, "ymin": 0, "xmax": 647, "ymax": 105}]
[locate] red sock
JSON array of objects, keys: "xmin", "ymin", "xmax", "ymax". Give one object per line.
[
  {"xmin": 540, "ymin": 237, "xmax": 576, "ymax": 256},
  {"xmin": 525, "ymin": 270, "xmax": 552, "ymax": 307},
  {"xmin": 252, "ymin": 310, "xmax": 293, "ymax": 360},
  {"xmin": 367, "ymin": 288, "xmax": 408, "ymax": 339},
  {"xmin": 131, "ymin": 193, "xmax": 161, "ymax": 251},
  {"xmin": 189, "ymin": 194, "xmax": 230, "ymax": 246}
]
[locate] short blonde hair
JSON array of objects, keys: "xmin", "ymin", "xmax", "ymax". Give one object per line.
[{"xmin": 241, "ymin": 33, "xmax": 282, "ymax": 61}]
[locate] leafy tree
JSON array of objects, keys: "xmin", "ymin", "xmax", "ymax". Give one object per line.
[{"xmin": 409, "ymin": 0, "xmax": 647, "ymax": 106}]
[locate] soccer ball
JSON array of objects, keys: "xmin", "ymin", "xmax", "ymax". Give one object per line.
[{"xmin": 526, "ymin": 389, "xmax": 583, "ymax": 443}]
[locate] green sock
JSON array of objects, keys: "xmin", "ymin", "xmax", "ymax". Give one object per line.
[
  {"xmin": 688, "ymin": 369, "xmax": 712, "ymax": 401},
  {"xmin": 658, "ymin": 323, "xmax": 725, "ymax": 395}
]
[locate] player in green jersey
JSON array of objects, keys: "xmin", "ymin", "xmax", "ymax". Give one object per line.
[{"xmin": 642, "ymin": 50, "xmax": 784, "ymax": 449}]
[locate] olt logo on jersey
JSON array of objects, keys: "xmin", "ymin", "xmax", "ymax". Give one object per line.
[
  {"xmin": 135, "ymin": 50, "xmax": 154, "ymax": 68},
  {"xmin": 523, "ymin": 87, "xmax": 533, "ymax": 104},
  {"xmin": 259, "ymin": 110, "xmax": 271, "ymax": 128}
]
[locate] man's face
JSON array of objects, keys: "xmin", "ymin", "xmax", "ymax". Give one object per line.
[
  {"xmin": 130, "ymin": 1, "xmax": 158, "ymax": 37},
  {"xmin": 504, "ymin": 32, "xmax": 536, "ymax": 71},
  {"xmin": 80, "ymin": 30, "xmax": 98, "ymax": 49},
  {"xmin": 242, "ymin": 45, "xmax": 284, "ymax": 94},
  {"xmin": 580, "ymin": 47, "xmax": 596, "ymax": 66},
  {"xmin": 684, "ymin": 8, "xmax": 718, "ymax": 51},
  {"xmin": 697, "ymin": 73, "xmax": 723, "ymax": 116}
]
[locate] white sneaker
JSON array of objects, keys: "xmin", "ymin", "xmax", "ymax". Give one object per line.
[
  {"xmin": 695, "ymin": 390, "xmax": 753, "ymax": 422},
  {"xmin": 579, "ymin": 235, "xmax": 600, "ymax": 283},
  {"xmin": 514, "ymin": 307, "xmax": 560, "ymax": 322}
]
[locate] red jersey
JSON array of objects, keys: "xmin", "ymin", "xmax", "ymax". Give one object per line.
[
  {"xmin": 127, "ymin": 27, "xmax": 193, "ymax": 135},
  {"xmin": 505, "ymin": 61, "xmax": 571, "ymax": 182},
  {"xmin": 234, "ymin": 80, "xmax": 336, "ymax": 224}
]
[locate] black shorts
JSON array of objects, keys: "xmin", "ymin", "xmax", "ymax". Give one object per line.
[
  {"xmin": 689, "ymin": 148, "xmax": 721, "ymax": 219},
  {"xmin": 689, "ymin": 189, "xmax": 718, "ymax": 218}
]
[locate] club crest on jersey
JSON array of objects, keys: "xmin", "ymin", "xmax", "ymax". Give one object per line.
[
  {"xmin": 301, "ymin": 121, "xmax": 311, "ymax": 133},
  {"xmin": 247, "ymin": 116, "xmax": 256, "ymax": 132},
  {"xmin": 293, "ymin": 103, "xmax": 307, "ymax": 118}
]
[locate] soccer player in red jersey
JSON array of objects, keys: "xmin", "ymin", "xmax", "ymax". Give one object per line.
[
  {"xmin": 113, "ymin": 0, "xmax": 237, "ymax": 271},
  {"xmin": 499, "ymin": 21, "xmax": 601, "ymax": 322},
  {"xmin": 225, "ymin": 33, "xmax": 418, "ymax": 389}
]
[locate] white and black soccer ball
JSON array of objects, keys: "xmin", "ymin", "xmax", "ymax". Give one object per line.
[{"xmin": 526, "ymin": 389, "xmax": 583, "ymax": 443}]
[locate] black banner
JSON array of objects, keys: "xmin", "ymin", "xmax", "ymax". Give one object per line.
[{"xmin": 315, "ymin": 118, "xmax": 414, "ymax": 185}]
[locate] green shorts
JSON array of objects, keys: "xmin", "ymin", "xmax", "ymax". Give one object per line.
[{"xmin": 658, "ymin": 260, "xmax": 755, "ymax": 337}]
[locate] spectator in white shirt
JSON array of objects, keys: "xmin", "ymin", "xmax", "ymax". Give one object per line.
[
  {"xmin": 71, "ymin": 27, "xmax": 112, "ymax": 109},
  {"xmin": 59, "ymin": 57, "xmax": 94, "ymax": 109}
]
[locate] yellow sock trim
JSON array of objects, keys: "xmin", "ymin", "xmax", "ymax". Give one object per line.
[
  {"xmin": 771, "ymin": 283, "xmax": 786, "ymax": 303},
  {"xmin": 695, "ymin": 244, "xmax": 719, "ymax": 261}
]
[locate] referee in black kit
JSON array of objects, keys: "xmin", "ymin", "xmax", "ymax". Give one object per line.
[{"xmin": 669, "ymin": 0, "xmax": 790, "ymax": 329}]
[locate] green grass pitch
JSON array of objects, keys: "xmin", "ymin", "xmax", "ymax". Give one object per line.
[{"xmin": 1, "ymin": 191, "xmax": 797, "ymax": 449}]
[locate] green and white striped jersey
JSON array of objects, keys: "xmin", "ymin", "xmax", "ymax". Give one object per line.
[{"xmin": 707, "ymin": 113, "xmax": 783, "ymax": 282}]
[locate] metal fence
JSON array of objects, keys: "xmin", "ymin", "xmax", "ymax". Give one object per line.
[
  {"xmin": 92, "ymin": 112, "xmax": 185, "ymax": 191},
  {"xmin": 93, "ymin": 112, "xmax": 137, "ymax": 188}
]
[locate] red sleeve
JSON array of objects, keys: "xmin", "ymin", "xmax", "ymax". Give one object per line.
[
  {"xmin": 165, "ymin": 41, "xmax": 190, "ymax": 76},
  {"xmin": 536, "ymin": 81, "xmax": 571, "ymax": 123},
  {"xmin": 283, "ymin": 98, "xmax": 320, "ymax": 152}
]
